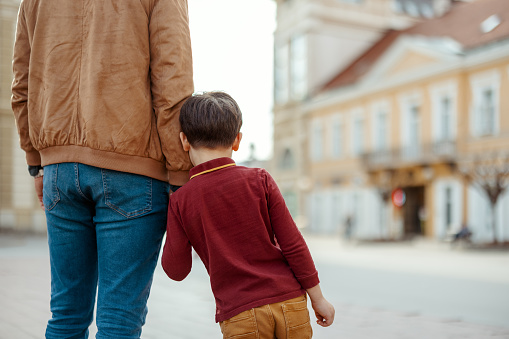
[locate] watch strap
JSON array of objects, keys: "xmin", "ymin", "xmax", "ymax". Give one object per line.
[{"xmin": 28, "ymin": 165, "xmax": 43, "ymax": 177}]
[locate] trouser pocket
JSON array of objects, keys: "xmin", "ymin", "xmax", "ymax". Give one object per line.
[
  {"xmin": 101, "ymin": 169, "xmax": 153, "ymax": 218},
  {"xmin": 282, "ymin": 296, "xmax": 313, "ymax": 339},
  {"xmin": 220, "ymin": 309, "xmax": 259, "ymax": 339},
  {"xmin": 43, "ymin": 164, "xmax": 60, "ymax": 211}
]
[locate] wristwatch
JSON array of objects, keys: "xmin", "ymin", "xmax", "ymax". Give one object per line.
[{"xmin": 28, "ymin": 165, "xmax": 44, "ymax": 178}]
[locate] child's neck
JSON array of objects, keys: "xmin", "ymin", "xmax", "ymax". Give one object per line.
[{"xmin": 189, "ymin": 146, "xmax": 234, "ymax": 166}]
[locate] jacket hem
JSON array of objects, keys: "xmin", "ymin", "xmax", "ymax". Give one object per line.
[{"xmin": 40, "ymin": 145, "xmax": 175, "ymax": 182}]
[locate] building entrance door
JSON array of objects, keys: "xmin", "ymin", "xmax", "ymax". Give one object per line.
[{"xmin": 402, "ymin": 186, "xmax": 425, "ymax": 236}]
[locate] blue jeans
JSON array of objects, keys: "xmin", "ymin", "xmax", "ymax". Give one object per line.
[{"xmin": 43, "ymin": 163, "xmax": 169, "ymax": 339}]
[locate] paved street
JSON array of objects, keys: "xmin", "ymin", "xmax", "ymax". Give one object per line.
[{"xmin": 1, "ymin": 232, "xmax": 509, "ymax": 339}]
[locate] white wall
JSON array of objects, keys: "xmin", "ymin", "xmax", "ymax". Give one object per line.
[
  {"xmin": 468, "ymin": 185, "xmax": 509, "ymax": 243},
  {"xmin": 308, "ymin": 186, "xmax": 383, "ymax": 238}
]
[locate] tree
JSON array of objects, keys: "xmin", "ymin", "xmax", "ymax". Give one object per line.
[
  {"xmin": 458, "ymin": 152, "xmax": 509, "ymax": 244},
  {"xmin": 374, "ymin": 170, "xmax": 394, "ymax": 240}
]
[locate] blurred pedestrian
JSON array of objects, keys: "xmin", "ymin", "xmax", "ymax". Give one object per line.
[
  {"xmin": 161, "ymin": 92, "xmax": 335, "ymax": 338},
  {"xmin": 344, "ymin": 214, "xmax": 354, "ymax": 240},
  {"xmin": 452, "ymin": 222, "xmax": 472, "ymax": 243},
  {"xmin": 11, "ymin": 0, "xmax": 193, "ymax": 337}
]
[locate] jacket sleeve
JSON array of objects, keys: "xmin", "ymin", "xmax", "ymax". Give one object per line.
[
  {"xmin": 161, "ymin": 198, "xmax": 192, "ymax": 281},
  {"xmin": 264, "ymin": 170, "xmax": 320, "ymax": 289},
  {"xmin": 149, "ymin": 0, "xmax": 194, "ymax": 186},
  {"xmin": 11, "ymin": 3, "xmax": 40, "ymax": 166}
]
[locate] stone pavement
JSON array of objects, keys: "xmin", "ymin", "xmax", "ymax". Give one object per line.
[{"xmin": 1, "ymin": 232, "xmax": 509, "ymax": 339}]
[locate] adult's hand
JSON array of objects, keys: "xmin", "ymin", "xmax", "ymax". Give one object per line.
[{"xmin": 34, "ymin": 176, "xmax": 44, "ymax": 210}]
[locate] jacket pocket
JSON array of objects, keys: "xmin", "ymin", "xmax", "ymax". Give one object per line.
[
  {"xmin": 220, "ymin": 309, "xmax": 259, "ymax": 339},
  {"xmin": 101, "ymin": 169, "xmax": 152, "ymax": 218},
  {"xmin": 282, "ymin": 296, "xmax": 313, "ymax": 339},
  {"xmin": 43, "ymin": 164, "xmax": 60, "ymax": 211}
]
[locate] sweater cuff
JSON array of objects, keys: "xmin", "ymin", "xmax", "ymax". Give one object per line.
[
  {"xmin": 297, "ymin": 271, "xmax": 320, "ymax": 290},
  {"xmin": 25, "ymin": 150, "xmax": 41, "ymax": 167}
]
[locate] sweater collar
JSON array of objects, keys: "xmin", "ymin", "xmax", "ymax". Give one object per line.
[{"xmin": 189, "ymin": 157, "xmax": 236, "ymax": 180}]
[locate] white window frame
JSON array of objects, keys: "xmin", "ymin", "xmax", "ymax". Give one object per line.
[
  {"xmin": 469, "ymin": 69, "xmax": 500, "ymax": 137},
  {"xmin": 274, "ymin": 43, "xmax": 289, "ymax": 105},
  {"xmin": 399, "ymin": 92, "xmax": 422, "ymax": 159},
  {"xmin": 279, "ymin": 146, "xmax": 295, "ymax": 170},
  {"xmin": 371, "ymin": 100, "xmax": 390, "ymax": 152},
  {"xmin": 430, "ymin": 80, "xmax": 458, "ymax": 142},
  {"xmin": 330, "ymin": 114, "xmax": 344, "ymax": 159},
  {"xmin": 290, "ymin": 34, "xmax": 307, "ymax": 100},
  {"xmin": 310, "ymin": 118, "xmax": 324, "ymax": 162},
  {"xmin": 350, "ymin": 108, "xmax": 365, "ymax": 157}
]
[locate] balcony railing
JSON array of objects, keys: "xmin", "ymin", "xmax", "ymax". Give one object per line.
[{"xmin": 362, "ymin": 140, "xmax": 457, "ymax": 170}]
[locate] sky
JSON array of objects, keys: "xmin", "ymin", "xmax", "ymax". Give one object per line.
[{"xmin": 187, "ymin": 0, "xmax": 277, "ymax": 162}]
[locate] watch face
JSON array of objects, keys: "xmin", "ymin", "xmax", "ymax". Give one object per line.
[{"xmin": 29, "ymin": 166, "xmax": 42, "ymax": 177}]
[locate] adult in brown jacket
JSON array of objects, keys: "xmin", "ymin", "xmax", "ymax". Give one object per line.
[{"xmin": 11, "ymin": 0, "xmax": 193, "ymax": 338}]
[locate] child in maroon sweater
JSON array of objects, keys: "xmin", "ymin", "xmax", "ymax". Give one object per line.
[{"xmin": 161, "ymin": 91, "xmax": 334, "ymax": 338}]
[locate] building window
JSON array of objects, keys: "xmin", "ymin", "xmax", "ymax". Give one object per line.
[
  {"xmin": 352, "ymin": 115, "xmax": 364, "ymax": 156},
  {"xmin": 331, "ymin": 118, "xmax": 343, "ymax": 158},
  {"xmin": 431, "ymin": 81, "xmax": 457, "ymax": 143},
  {"xmin": 274, "ymin": 44, "xmax": 289, "ymax": 104},
  {"xmin": 280, "ymin": 148, "xmax": 294, "ymax": 170},
  {"xmin": 374, "ymin": 110, "xmax": 388, "ymax": 151},
  {"xmin": 479, "ymin": 88, "xmax": 495, "ymax": 136},
  {"xmin": 435, "ymin": 179, "xmax": 463, "ymax": 238},
  {"xmin": 470, "ymin": 70, "xmax": 500, "ymax": 137},
  {"xmin": 399, "ymin": 94, "xmax": 422, "ymax": 159},
  {"xmin": 393, "ymin": 0, "xmax": 435, "ymax": 17},
  {"xmin": 311, "ymin": 120, "xmax": 324, "ymax": 162},
  {"xmin": 439, "ymin": 97, "xmax": 452, "ymax": 141},
  {"xmin": 290, "ymin": 35, "xmax": 307, "ymax": 100},
  {"xmin": 410, "ymin": 105, "xmax": 420, "ymax": 146},
  {"xmin": 402, "ymin": 103, "xmax": 421, "ymax": 158}
]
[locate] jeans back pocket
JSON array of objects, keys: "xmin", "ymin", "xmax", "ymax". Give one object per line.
[{"xmin": 101, "ymin": 169, "xmax": 153, "ymax": 218}]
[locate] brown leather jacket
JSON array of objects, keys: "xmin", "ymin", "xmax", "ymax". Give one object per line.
[{"xmin": 12, "ymin": 0, "xmax": 194, "ymax": 185}]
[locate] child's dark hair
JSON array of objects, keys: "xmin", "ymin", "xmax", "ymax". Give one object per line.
[{"xmin": 179, "ymin": 91, "xmax": 243, "ymax": 148}]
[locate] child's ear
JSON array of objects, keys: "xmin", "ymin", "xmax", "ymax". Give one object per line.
[
  {"xmin": 232, "ymin": 132, "xmax": 242, "ymax": 152},
  {"xmin": 180, "ymin": 132, "xmax": 191, "ymax": 151}
]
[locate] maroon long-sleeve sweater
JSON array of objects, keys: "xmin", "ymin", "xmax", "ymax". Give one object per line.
[{"xmin": 161, "ymin": 157, "xmax": 319, "ymax": 322}]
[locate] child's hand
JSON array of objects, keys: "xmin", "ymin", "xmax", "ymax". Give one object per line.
[
  {"xmin": 306, "ymin": 284, "xmax": 335, "ymax": 327},
  {"xmin": 311, "ymin": 297, "xmax": 335, "ymax": 327}
]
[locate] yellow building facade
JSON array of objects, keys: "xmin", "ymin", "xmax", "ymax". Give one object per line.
[
  {"xmin": 309, "ymin": 45, "xmax": 508, "ymax": 240},
  {"xmin": 272, "ymin": 0, "xmax": 509, "ymax": 242}
]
